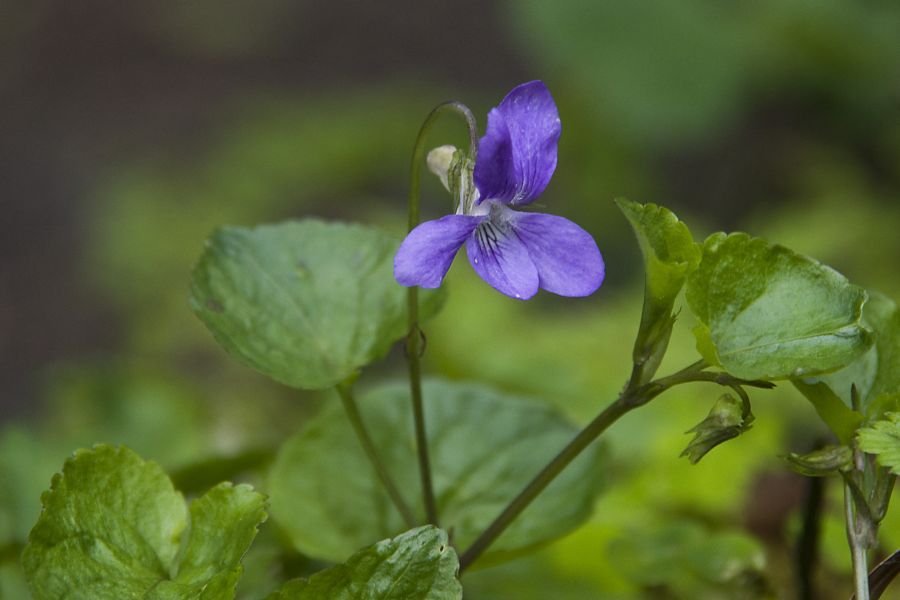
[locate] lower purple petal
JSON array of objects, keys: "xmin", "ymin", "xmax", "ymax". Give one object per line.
[
  {"xmin": 512, "ymin": 212, "xmax": 604, "ymax": 297},
  {"xmin": 466, "ymin": 220, "xmax": 539, "ymax": 300},
  {"xmin": 394, "ymin": 215, "xmax": 481, "ymax": 288}
]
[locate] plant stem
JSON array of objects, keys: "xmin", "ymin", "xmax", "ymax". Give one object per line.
[
  {"xmin": 406, "ymin": 100, "xmax": 478, "ymax": 526},
  {"xmin": 845, "ymin": 479, "xmax": 870, "ymax": 600},
  {"xmin": 405, "ymin": 328, "xmax": 438, "ymax": 525},
  {"xmin": 457, "ymin": 361, "xmax": 773, "ymax": 571},
  {"xmin": 459, "ymin": 386, "xmax": 650, "ymax": 571},
  {"xmin": 337, "ymin": 382, "xmax": 417, "ymax": 528},
  {"xmin": 644, "ymin": 360, "xmax": 774, "ymax": 394}
]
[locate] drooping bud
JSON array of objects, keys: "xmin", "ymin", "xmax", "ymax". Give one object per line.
[
  {"xmin": 784, "ymin": 445, "xmax": 853, "ymax": 477},
  {"xmin": 427, "ymin": 145, "xmax": 457, "ymax": 191},
  {"xmin": 680, "ymin": 393, "xmax": 754, "ymax": 464}
]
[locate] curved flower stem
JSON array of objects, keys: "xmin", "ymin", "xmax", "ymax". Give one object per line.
[
  {"xmin": 406, "ymin": 100, "xmax": 478, "ymax": 526},
  {"xmin": 457, "ymin": 361, "xmax": 774, "ymax": 572},
  {"xmin": 336, "ymin": 382, "xmax": 417, "ymax": 528}
]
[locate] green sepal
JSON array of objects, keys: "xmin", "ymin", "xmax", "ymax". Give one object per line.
[
  {"xmin": 266, "ymin": 526, "xmax": 461, "ymax": 600},
  {"xmin": 446, "ymin": 149, "xmax": 476, "ymax": 214},
  {"xmin": 784, "ymin": 445, "xmax": 853, "ymax": 477},
  {"xmin": 681, "ymin": 394, "xmax": 754, "ymax": 464},
  {"xmin": 615, "ymin": 198, "xmax": 700, "ymax": 384}
]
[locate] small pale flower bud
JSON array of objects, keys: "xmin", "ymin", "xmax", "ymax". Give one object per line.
[{"xmin": 427, "ymin": 145, "xmax": 458, "ymax": 191}]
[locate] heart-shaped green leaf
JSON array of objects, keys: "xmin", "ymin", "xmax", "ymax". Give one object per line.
[
  {"xmin": 23, "ymin": 445, "xmax": 266, "ymax": 600},
  {"xmin": 190, "ymin": 220, "xmax": 443, "ymax": 390},
  {"xmin": 267, "ymin": 526, "xmax": 461, "ymax": 600},
  {"xmin": 686, "ymin": 232, "xmax": 871, "ymax": 381},
  {"xmin": 267, "ymin": 379, "xmax": 605, "ymax": 568}
]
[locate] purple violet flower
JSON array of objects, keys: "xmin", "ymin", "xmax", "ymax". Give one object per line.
[{"xmin": 394, "ymin": 81, "xmax": 605, "ymax": 300}]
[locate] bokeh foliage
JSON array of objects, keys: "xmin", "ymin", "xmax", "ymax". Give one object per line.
[{"xmin": 2, "ymin": 0, "xmax": 899, "ymax": 598}]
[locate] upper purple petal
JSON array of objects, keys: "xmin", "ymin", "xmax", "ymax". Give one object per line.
[
  {"xmin": 511, "ymin": 211, "xmax": 604, "ymax": 297},
  {"xmin": 394, "ymin": 215, "xmax": 482, "ymax": 288},
  {"xmin": 473, "ymin": 81, "xmax": 561, "ymax": 207},
  {"xmin": 466, "ymin": 219, "xmax": 539, "ymax": 300}
]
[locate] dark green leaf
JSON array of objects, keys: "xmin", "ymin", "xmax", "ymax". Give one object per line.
[
  {"xmin": 680, "ymin": 394, "xmax": 754, "ymax": 464},
  {"xmin": 686, "ymin": 232, "xmax": 871, "ymax": 380},
  {"xmin": 616, "ymin": 198, "xmax": 700, "ymax": 383},
  {"xmin": 190, "ymin": 220, "xmax": 443, "ymax": 390},
  {"xmin": 857, "ymin": 413, "xmax": 900, "ymax": 475},
  {"xmin": 22, "ymin": 445, "xmax": 266, "ymax": 600},
  {"xmin": 267, "ymin": 526, "xmax": 461, "ymax": 600},
  {"xmin": 267, "ymin": 379, "xmax": 605, "ymax": 568},
  {"xmin": 784, "ymin": 445, "xmax": 853, "ymax": 477}
]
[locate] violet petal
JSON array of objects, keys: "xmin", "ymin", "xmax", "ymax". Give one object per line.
[
  {"xmin": 512, "ymin": 211, "xmax": 605, "ymax": 297},
  {"xmin": 466, "ymin": 219, "xmax": 539, "ymax": 300},
  {"xmin": 473, "ymin": 81, "xmax": 561, "ymax": 207},
  {"xmin": 394, "ymin": 214, "xmax": 482, "ymax": 288}
]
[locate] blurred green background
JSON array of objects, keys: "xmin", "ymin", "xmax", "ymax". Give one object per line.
[{"xmin": 1, "ymin": 1, "xmax": 898, "ymax": 598}]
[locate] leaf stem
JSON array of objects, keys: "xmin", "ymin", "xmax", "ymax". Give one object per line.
[
  {"xmin": 336, "ymin": 382, "xmax": 417, "ymax": 528},
  {"xmin": 458, "ymin": 390, "xmax": 638, "ymax": 571},
  {"xmin": 406, "ymin": 99, "xmax": 478, "ymax": 526},
  {"xmin": 457, "ymin": 360, "xmax": 774, "ymax": 571},
  {"xmin": 845, "ymin": 478, "xmax": 871, "ymax": 600}
]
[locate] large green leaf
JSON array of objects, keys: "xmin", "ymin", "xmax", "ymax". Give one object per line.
[
  {"xmin": 22, "ymin": 445, "xmax": 266, "ymax": 600},
  {"xmin": 267, "ymin": 379, "xmax": 605, "ymax": 568},
  {"xmin": 616, "ymin": 198, "xmax": 700, "ymax": 383},
  {"xmin": 686, "ymin": 232, "xmax": 870, "ymax": 381},
  {"xmin": 190, "ymin": 220, "xmax": 443, "ymax": 390},
  {"xmin": 797, "ymin": 292, "xmax": 900, "ymax": 416},
  {"xmin": 267, "ymin": 526, "xmax": 461, "ymax": 600}
]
